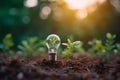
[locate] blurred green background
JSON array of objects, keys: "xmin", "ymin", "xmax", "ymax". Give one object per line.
[{"xmin": 0, "ymin": 0, "xmax": 120, "ymax": 45}]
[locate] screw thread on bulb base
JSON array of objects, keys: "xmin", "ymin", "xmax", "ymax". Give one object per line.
[{"xmin": 48, "ymin": 53, "xmax": 57, "ymax": 61}]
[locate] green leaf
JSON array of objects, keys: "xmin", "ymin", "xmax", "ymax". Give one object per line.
[
  {"xmin": 106, "ymin": 33, "xmax": 112, "ymax": 39},
  {"xmin": 67, "ymin": 39, "xmax": 72, "ymax": 45},
  {"xmin": 62, "ymin": 49, "xmax": 71, "ymax": 57},
  {"xmin": 3, "ymin": 33, "xmax": 14, "ymax": 47},
  {"xmin": 28, "ymin": 37, "xmax": 38, "ymax": 44}
]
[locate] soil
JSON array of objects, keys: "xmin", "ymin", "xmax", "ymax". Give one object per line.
[{"xmin": 0, "ymin": 53, "xmax": 120, "ymax": 80}]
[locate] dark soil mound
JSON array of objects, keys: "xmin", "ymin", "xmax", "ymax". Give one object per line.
[{"xmin": 0, "ymin": 53, "xmax": 120, "ymax": 80}]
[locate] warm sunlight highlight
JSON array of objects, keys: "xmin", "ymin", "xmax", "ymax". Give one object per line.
[
  {"xmin": 64, "ymin": 0, "xmax": 97, "ymax": 10},
  {"xmin": 64, "ymin": 0, "xmax": 106, "ymax": 19},
  {"xmin": 24, "ymin": 0, "xmax": 38, "ymax": 8},
  {"xmin": 76, "ymin": 10, "xmax": 88, "ymax": 19}
]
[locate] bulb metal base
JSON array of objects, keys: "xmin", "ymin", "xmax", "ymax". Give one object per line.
[{"xmin": 48, "ymin": 53, "xmax": 57, "ymax": 61}]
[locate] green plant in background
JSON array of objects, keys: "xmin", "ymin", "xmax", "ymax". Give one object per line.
[
  {"xmin": 62, "ymin": 39, "xmax": 84, "ymax": 57},
  {"xmin": 0, "ymin": 32, "xmax": 119, "ymax": 60},
  {"xmin": 0, "ymin": 34, "xmax": 14, "ymax": 55},
  {"xmin": 88, "ymin": 39, "xmax": 106, "ymax": 56},
  {"xmin": 105, "ymin": 33, "xmax": 116, "ymax": 60},
  {"xmin": 17, "ymin": 37, "xmax": 46, "ymax": 57},
  {"xmin": 105, "ymin": 33, "xmax": 116, "ymax": 52},
  {"xmin": 88, "ymin": 33, "xmax": 116, "ymax": 60}
]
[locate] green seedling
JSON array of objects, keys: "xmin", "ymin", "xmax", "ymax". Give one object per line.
[
  {"xmin": 62, "ymin": 38, "xmax": 84, "ymax": 57},
  {"xmin": 17, "ymin": 37, "xmax": 46, "ymax": 57},
  {"xmin": 49, "ymin": 37, "xmax": 58, "ymax": 46},
  {"xmin": 88, "ymin": 33, "xmax": 116, "ymax": 60},
  {"xmin": 105, "ymin": 33, "xmax": 116, "ymax": 60},
  {"xmin": 88, "ymin": 39, "xmax": 106, "ymax": 57},
  {"xmin": 0, "ymin": 32, "xmax": 118, "ymax": 61},
  {"xmin": 1, "ymin": 33, "xmax": 14, "ymax": 55}
]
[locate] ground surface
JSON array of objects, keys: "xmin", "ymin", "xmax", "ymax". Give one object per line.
[{"xmin": 0, "ymin": 53, "xmax": 120, "ymax": 80}]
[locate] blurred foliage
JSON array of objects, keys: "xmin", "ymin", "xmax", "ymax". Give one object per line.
[
  {"xmin": 104, "ymin": 33, "xmax": 116, "ymax": 60},
  {"xmin": 105, "ymin": 33, "xmax": 116, "ymax": 52},
  {"xmin": 0, "ymin": 0, "xmax": 120, "ymax": 46},
  {"xmin": 0, "ymin": 33, "xmax": 14, "ymax": 55},
  {"xmin": 88, "ymin": 33, "xmax": 116, "ymax": 60},
  {"xmin": 62, "ymin": 38, "xmax": 84, "ymax": 57},
  {"xmin": 17, "ymin": 37, "xmax": 46, "ymax": 57},
  {"xmin": 0, "ymin": 0, "xmax": 120, "ymax": 60},
  {"xmin": 0, "ymin": 33, "xmax": 120, "ymax": 61},
  {"xmin": 88, "ymin": 39, "xmax": 106, "ymax": 56}
]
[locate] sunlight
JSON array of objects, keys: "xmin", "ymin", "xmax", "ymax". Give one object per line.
[
  {"xmin": 98, "ymin": 0, "xmax": 106, "ymax": 4},
  {"xmin": 64, "ymin": 0, "xmax": 106, "ymax": 19},
  {"xmin": 76, "ymin": 10, "xmax": 88, "ymax": 19},
  {"xmin": 64, "ymin": 0, "xmax": 97, "ymax": 10},
  {"xmin": 87, "ymin": 4, "xmax": 97, "ymax": 13},
  {"xmin": 24, "ymin": 0, "xmax": 38, "ymax": 8}
]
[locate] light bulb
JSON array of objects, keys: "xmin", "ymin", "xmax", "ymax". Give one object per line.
[{"xmin": 46, "ymin": 34, "xmax": 61, "ymax": 61}]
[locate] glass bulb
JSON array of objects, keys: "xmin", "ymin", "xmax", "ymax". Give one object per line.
[{"xmin": 46, "ymin": 34, "xmax": 61, "ymax": 61}]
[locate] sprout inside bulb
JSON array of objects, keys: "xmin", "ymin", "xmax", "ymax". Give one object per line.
[{"xmin": 46, "ymin": 34, "xmax": 61, "ymax": 61}]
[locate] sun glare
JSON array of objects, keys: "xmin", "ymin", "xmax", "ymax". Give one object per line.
[
  {"xmin": 64, "ymin": 0, "xmax": 106, "ymax": 19},
  {"xmin": 64, "ymin": 0, "xmax": 97, "ymax": 10},
  {"xmin": 76, "ymin": 10, "xmax": 88, "ymax": 19},
  {"xmin": 24, "ymin": 0, "xmax": 38, "ymax": 8}
]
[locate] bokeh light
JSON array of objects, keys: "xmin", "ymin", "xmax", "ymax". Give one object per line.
[
  {"xmin": 64, "ymin": 0, "xmax": 96, "ymax": 10},
  {"xmin": 40, "ymin": 6, "xmax": 51, "ymax": 20},
  {"xmin": 76, "ymin": 10, "xmax": 88, "ymax": 19},
  {"xmin": 9, "ymin": 8, "xmax": 17, "ymax": 16},
  {"xmin": 22, "ymin": 16, "xmax": 31, "ymax": 24},
  {"xmin": 0, "ymin": 0, "xmax": 120, "ymax": 45},
  {"xmin": 24, "ymin": 0, "xmax": 38, "ymax": 8}
]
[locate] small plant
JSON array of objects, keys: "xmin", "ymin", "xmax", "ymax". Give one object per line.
[
  {"xmin": 0, "ymin": 32, "xmax": 118, "ymax": 61},
  {"xmin": 105, "ymin": 33, "xmax": 116, "ymax": 60},
  {"xmin": 49, "ymin": 37, "xmax": 58, "ymax": 46},
  {"xmin": 88, "ymin": 33, "xmax": 116, "ymax": 60},
  {"xmin": 0, "ymin": 33, "xmax": 14, "ymax": 55},
  {"xmin": 62, "ymin": 38, "xmax": 84, "ymax": 57},
  {"xmin": 17, "ymin": 37, "xmax": 46, "ymax": 57},
  {"xmin": 88, "ymin": 39, "xmax": 106, "ymax": 56},
  {"xmin": 105, "ymin": 33, "xmax": 116, "ymax": 52}
]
